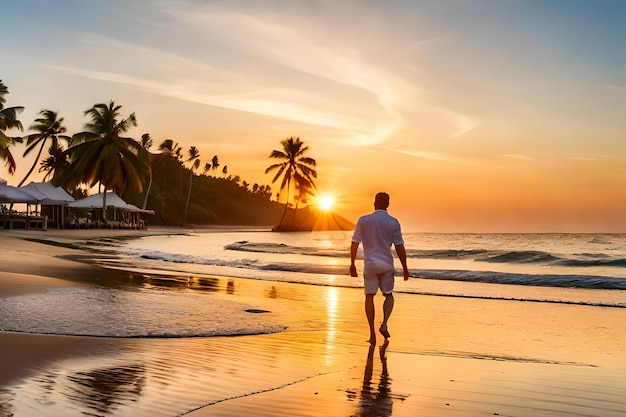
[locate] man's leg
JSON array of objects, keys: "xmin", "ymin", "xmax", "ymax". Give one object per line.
[
  {"xmin": 365, "ymin": 294, "xmax": 376, "ymax": 344},
  {"xmin": 379, "ymin": 293, "xmax": 394, "ymax": 339}
]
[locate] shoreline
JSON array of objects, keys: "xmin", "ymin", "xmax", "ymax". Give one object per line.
[{"xmin": 1, "ymin": 228, "xmax": 626, "ymax": 416}]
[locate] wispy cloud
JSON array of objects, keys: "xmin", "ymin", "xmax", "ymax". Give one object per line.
[
  {"xmin": 50, "ymin": 64, "xmax": 363, "ymax": 131},
  {"xmin": 164, "ymin": 7, "xmax": 406, "ymax": 144},
  {"xmin": 49, "ymin": 2, "xmax": 475, "ymax": 150},
  {"xmin": 386, "ymin": 148, "xmax": 454, "ymax": 161},
  {"xmin": 385, "ymin": 147, "xmax": 486, "ymax": 166},
  {"xmin": 501, "ymin": 154, "xmax": 536, "ymax": 162},
  {"xmin": 163, "ymin": 3, "xmax": 474, "ymax": 145},
  {"xmin": 569, "ymin": 154, "xmax": 614, "ymax": 161},
  {"xmin": 448, "ymin": 113, "xmax": 476, "ymax": 138}
]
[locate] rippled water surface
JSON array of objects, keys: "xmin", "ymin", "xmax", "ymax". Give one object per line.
[{"xmin": 0, "ymin": 282, "xmax": 285, "ymax": 337}]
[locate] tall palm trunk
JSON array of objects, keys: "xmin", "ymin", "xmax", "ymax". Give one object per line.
[
  {"xmin": 101, "ymin": 188, "xmax": 108, "ymax": 223},
  {"xmin": 142, "ymin": 172, "xmax": 152, "ymax": 209},
  {"xmin": 277, "ymin": 178, "xmax": 291, "ymax": 228},
  {"xmin": 17, "ymin": 140, "xmax": 46, "ymax": 187},
  {"xmin": 181, "ymin": 170, "xmax": 193, "ymax": 226}
]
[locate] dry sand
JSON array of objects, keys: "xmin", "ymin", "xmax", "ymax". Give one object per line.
[{"xmin": 1, "ymin": 228, "xmax": 626, "ymax": 416}]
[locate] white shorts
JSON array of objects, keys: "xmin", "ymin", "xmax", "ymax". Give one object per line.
[{"xmin": 363, "ymin": 267, "xmax": 395, "ymax": 295}]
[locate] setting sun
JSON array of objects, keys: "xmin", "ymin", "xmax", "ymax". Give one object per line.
[{"xmin": 317, "ymin": 195, "xmax": 335, "ymax": 211}]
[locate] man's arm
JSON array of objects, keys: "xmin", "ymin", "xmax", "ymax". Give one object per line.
[
  {"xmin": 350, "ymin": 241, "xmax": 359, "ymax": 277},
  {"xmin": 394, "ymin": 243, "xmax": 409, "ymax": 281}
]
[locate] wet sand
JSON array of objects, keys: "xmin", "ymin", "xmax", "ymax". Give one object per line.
[{"xmin": 1, "ymin": 228, "xmax": 626, "ymax": 416}]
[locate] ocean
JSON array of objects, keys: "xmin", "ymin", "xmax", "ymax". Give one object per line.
[
  {"xmin": 117, "ymin": 231, "xmax": 626, "ymax": 306},
  {"xmin": 3, "ymin": 230, "xmax": 626, "ymax": 417},
  {"xmin": 1, "ymin": 231, "xmax": 625, "ymax": 338}
]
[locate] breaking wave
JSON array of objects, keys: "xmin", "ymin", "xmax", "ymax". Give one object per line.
[
  {"xmin": 131, "ymin": 248, "xmax": 626, "ymax": 291},
  {"xmin": 225, "ymin": 241, "xmax": 626, "ymax": 268}
]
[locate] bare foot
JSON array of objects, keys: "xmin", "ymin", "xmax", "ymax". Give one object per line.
[{"xmin": 379, "ymin": 325, "xmax": 390, "ymax": 339}]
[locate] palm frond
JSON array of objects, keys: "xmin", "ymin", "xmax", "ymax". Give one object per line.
[
  {"xmin": 269, "ymin": 150, "xmax": 288, "ymax": 159},
  {"xmin": 271, "ymin": 164, "xmax": 287, "ymax": 183}
]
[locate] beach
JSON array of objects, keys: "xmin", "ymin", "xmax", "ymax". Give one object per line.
[{"xmin": 1, "ymin": 228, "xmax": 626, "ymax": 416}]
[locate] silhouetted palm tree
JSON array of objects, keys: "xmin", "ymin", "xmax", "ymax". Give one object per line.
[
  {"xmin": 154, "ymin": 139, "xmax": 185, "ymax": 192},
  {"xmin": 265, "ymin": 136, "xmax": 317, "ymax": 228},
  {"xmin": 0, "ymin": 80, "xmax": 24, "ymax": 175},
  {"xmin": 181, "ymin": 146, "xmax": 200, "ymax": 225},
  {"xmin": 39, "ymin": 141, "xmax": 70, "ymax": 182},
  {"xmin": 18, "ymin": 110, "xmax": 70, "ymax": 186},
  {"xmin": 158, "ymin": 139, "xmax": 182, "ymax": 160},
  {"xmin": 60, "ymin": 101, "xmax": 148, "ymax": 220},
  {"xmin": 201, "ymin": 155, "xmax": 223, "ymax": 177},
  {"xmin": 140, "ymin": 133, "xmax": 154, "ymax": 209}
]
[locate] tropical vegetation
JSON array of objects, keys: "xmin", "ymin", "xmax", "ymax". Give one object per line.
[
  {"xmin": 140, "ymin": 133, "xmax": 153, "ymax": 210},
  {"xmin": 265, "ymin": 136, "xmax": 317, "ymax": 230},
  {"xmin": 181, "ymin": 145, "xmax": 201, "ymax": 226},
  {"xmin": 0, "ymin": 80, "xmax": 353, "ymax": 230},
  {"xmin": 18, "ymin": 109, "xmax": 70, "ymax": 187},
  {"xmin": 0, "ymin": 80, "xmax": 24, "ymax": 175}
]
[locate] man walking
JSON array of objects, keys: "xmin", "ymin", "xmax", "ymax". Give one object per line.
[{"xmin": 350, "ymin": 192, "xmax": 409, "ymax": 344}]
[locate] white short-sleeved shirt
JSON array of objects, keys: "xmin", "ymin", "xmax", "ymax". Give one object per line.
[{"xmin": 352, "ymin": 210, "xmax": 404, "ymax": 273}]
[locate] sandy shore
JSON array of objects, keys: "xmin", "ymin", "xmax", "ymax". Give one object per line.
[{"xmin": 1, "ymin": 228, "xmax": 626, "ymax": 416}]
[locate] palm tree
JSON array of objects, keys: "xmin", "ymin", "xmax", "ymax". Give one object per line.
[
  {"xmin": 18, "ymin": 110, "xmax": 71, "ymax": 187},
  {"xmin": 0, "ymin": 80, "xmax": 24, "ymax": 175},
  {"xmin": 0, "ymin": 137, "xmax": 22, "ymax": 176},
  {"xmin": 59, "ymin": 101, "xmax": 148, "ymax": 221},
  {"xmin": 39, "ymin": 141, "xmax": 70, "ymax": 182},
  {"xmin": 158, "ymin": 139, "xmax": 182, "ymax": 160},
  {"xmin": 200, "ymin": 154, "xmax": 224, "ymax": 177},
  {"xmin": 181, "ymin": 146, "xmax": 200, "ymax": 226},
  {"xmin": 154, "ymin": 138, "xmax": 185, "ymax": 193},
  {"xmin": 140, "ymin": 133, "xmax": 154, "ymax": 209},
  {"xmin": 265, "ymin": 136, "xmax": 317, "ymax": 228}
]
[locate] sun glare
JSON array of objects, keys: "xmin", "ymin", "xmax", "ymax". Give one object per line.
[{"xmin": 317, "ymin": 195, "xmax": 335, "ymax": 211}]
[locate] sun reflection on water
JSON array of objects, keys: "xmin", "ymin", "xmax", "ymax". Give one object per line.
[{"xmin": 325, "ymin": 287, "xmax": 339, "ymax": 366}]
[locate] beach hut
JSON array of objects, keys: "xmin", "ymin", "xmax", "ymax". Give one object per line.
[
  {"xmin": 68, "ymin": 191, "xmax": 129, "ymax": 210},
  {"xmin": 22, "ymin": 182, "xmax": 75, "ymax": 228},
  {"xmin": 68, "ymin": 192, "xmax": 154, "ymax": 229},
  {"xmin": 0, "ymin": 183, "xmax": 46, "ymax": 230}
]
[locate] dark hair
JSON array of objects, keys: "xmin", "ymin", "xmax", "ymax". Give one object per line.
[{"xmin": 374, "ymin": 192, "xmax": 390, "ymax": 209}]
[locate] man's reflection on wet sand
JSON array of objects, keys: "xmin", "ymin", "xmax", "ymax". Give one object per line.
[
  {"xmin": 354, "ymin": 341, "xmax": 393, "ymax": 417},
  {"xmin": 64, "ymin": 365, "xmax": 145, "ymax": 415}
]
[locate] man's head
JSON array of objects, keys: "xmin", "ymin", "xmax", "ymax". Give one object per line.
[{"xmin": 374, "ymin": 192, "xmax": 390, "ymax": 210}]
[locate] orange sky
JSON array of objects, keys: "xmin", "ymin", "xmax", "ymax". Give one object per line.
[{"xmin": 2, "ymin": 1, "xmax": 625, "ymax": 232}]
